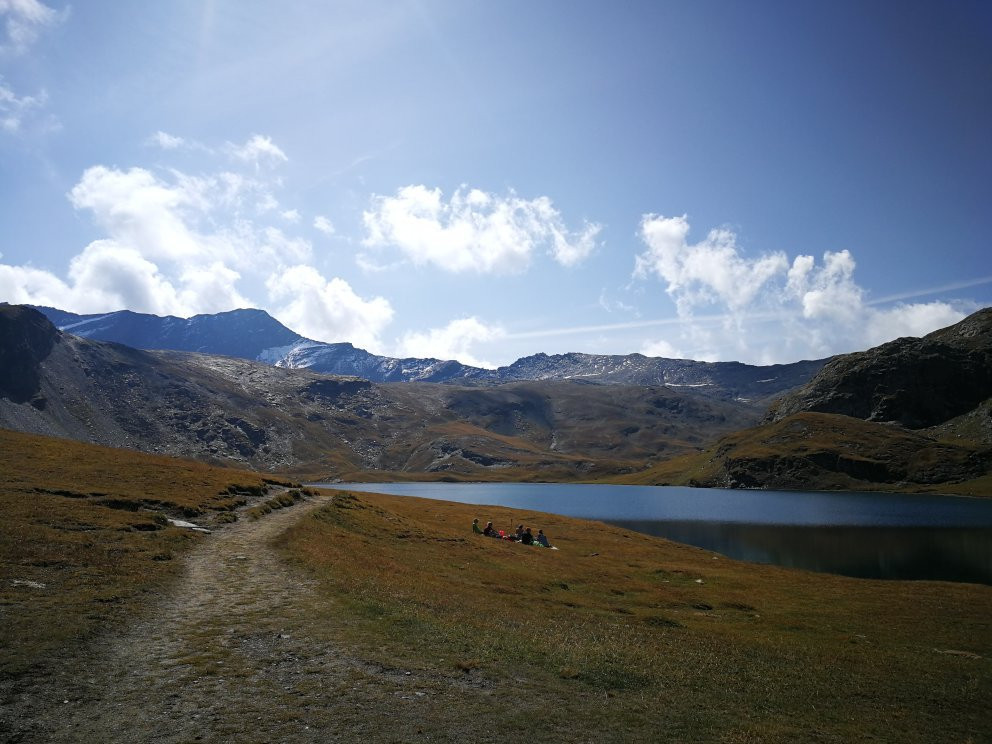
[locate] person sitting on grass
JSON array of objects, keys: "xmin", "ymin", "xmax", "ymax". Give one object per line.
[
  {"xmin": 521, "ymin": 527, "xmax": 535, "ymax": 545},
  {"xmin": 536, "ymin": 529, "xmax": 552, "ymax": 548},
  {"xmin": 482, "ymin": 521, "xmax": 500, "ymax": 538},
  {"xmin": 514, "ymin": 524, "xmax": 525, "ymax": 541},
  {"xmin": 472, "ymin": 518, "xmax": 483, "ymax": 535}
]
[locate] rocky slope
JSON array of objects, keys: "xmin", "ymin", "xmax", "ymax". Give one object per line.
[
  {"xmin": 32, "ymin": 305, "xmax": 826, "ymax": 402},
  {"xmin": 622, "ymin": 411, "xmax": 992, "ymax": 493},
  {"xmin": 767, "ymin": 308, "xmax": 992, "ymax": 428},
  {"xmin": 0, "ymin": 306, "xmax": 758, "ymax": 476},
  {"xmin": 627, "ymin": 307, "xmax": 992, "ymax": 493}
]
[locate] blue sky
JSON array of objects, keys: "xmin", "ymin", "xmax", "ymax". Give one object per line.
[{"xmin": 1, "ymin": 0, "xmax": 990, "ymax": 367}]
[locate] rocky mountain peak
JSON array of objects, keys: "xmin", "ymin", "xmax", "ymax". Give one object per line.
[
  {"xmin": 0, "ymin": 304, "xmax": 60, "ymax": 405},
  {"xmin": 767, "ymin": 306, "xmax": 992, "ymax": 428}
]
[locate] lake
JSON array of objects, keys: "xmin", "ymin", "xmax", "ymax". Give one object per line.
[{"xmin": 314, "ymin": 482, "xmax": 992, "ymax": 585}]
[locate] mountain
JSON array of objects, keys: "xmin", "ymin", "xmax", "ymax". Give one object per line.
[
  {"xmin": 492, "ymin": 351, "xmax": 825, "ymax": 403},
  {"xmin": 31, "ymin": 305, "xmax": 826, "ymax": 403},
  {"xmin": 37, "ymin": 306, "xmax": 302, "ymax": 360},
  {"xmin": 767, "ymin": 308, "xmax": 992, "ymax": 429},
  {"xmin": 617, "ymin": 411, "xmax": 992, "ymax": 494},
  {"xmin": 0, "ymin": 305, "xmax": 758, "ymax": 476},
  {"xmin": 621, "ymin": 307, "xmax": 992, "ymax": 494}
]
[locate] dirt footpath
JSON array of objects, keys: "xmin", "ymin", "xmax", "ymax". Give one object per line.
[{"xmin": 3, "ymin": 493, "xmax": 492, "ymax": 743}]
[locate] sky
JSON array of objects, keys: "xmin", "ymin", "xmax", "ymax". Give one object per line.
[{"xmin": 1, "ymin": 0, "xmax": 990, "ymax": 368}]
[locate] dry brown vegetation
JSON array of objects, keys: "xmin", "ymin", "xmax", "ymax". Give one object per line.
[
  {"xmin": 609, "ymin": 411, "xmax": 992, "ymax": 496},
  {"xmin": 3, "ymin": 427, "xmax": 990, "ymax": 742},
  {"xmin": 278, "ymin": 489, "xmax": 992, "ymax": 742},
  {"xmin": 0, "ymin": 428, "xmax": 278, "ymax": 676}
]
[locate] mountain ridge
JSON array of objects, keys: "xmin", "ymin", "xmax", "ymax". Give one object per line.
[
  {"xmin": 27, "ymin": 304, "xmax": 827, "ymax": 403},
  {"xmin": 0, "ymin": 305, "xmax": 758, "ymax": 476},
  {"xmin": 620, "ymin": 306, "xmax": 992, "ymax": 493}
]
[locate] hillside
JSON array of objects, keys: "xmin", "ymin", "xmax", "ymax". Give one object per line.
[
  {"xmin": 615, "ymin": 411, "xmax": 992, "ymax": 494},
  {"xmin": 3, "ymin": 429, "xmax": 990, "ymax": 742},
  {"xmin": 623, "ymin": 307, "xmax": 992, "ymax": 494},
  {"xmin": 0, "ymin": 306, "xmax": 757, "ymax": 477},
  {"xmin": 31, "ymin": 304, "xmax": 826, "ymax": 401},
  {"xmin": 768, "ymin": 307, "xmax": 992, "ymax": 428},
  {"xmin": 0, "ymin": 427, "xmax": 277, "ymax": 679}
]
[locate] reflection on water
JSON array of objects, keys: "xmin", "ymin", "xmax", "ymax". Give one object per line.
[
  {"xmin": 608, "ymin": 521, "xmax": 992, "ymax": 584},
  {"xmin": 323, "ymin": 482, "xmax": 992, "ymax": 584}
]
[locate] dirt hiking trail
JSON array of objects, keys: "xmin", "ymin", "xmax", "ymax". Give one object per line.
[{"xmin": 3, "ymin": 492, "xmax": 505, "ymax": 744}]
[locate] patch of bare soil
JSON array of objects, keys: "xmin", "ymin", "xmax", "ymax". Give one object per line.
[{"xmin": 1, "ymin": 493, "xmax": 499, "ymax": 743}]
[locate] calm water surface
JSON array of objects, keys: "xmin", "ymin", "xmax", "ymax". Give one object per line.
[{"xmin": 318, "ymin": 482, "xmax": 992, "ymax": 584}]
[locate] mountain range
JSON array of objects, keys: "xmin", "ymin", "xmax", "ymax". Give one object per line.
[
  {"xmin": 0, "ymin": 305, "xmax": 758, "ymax": 476},
  {"xmin": 5, "ymin": 303, "xmax": 990, "ymax": 492},
  {"xmin": 32, "ymin": 306, "xmax": 826, "ymax": 405}
]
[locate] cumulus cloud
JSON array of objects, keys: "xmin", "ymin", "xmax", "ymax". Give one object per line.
[
  {"xmin": 0, "ymin": 241, "xmax": 250, "ymax": 316},
  {"xmin": 0, "ymin": 138, "xmax": 315, "ymax": 318},
  {"xmin": 640, "ymin": 338, "xmax": 683, "ymax": 359},
  {"xmin": 66, "ymin": 164, "xmax": 309, "ymax": 269},
  {"xmin": 362, "ymin": 185, "xmax": 601, "ymax": 274},
  {"xmin": 266, "ymin": 265, "xmax": 393, "ymax": 351},
  {"xmin": 395, "ymin": 316, "xmax": 505, "ymax": 368},
  {"xmin": 313, "ymin": 215, "xmax": 335, "ymax": 236},
  {"xmin": 636, "ymin": 214, "xmax": 788, "ymax": 314},
  {"xmin": 634, "ymin": 214, "xmax": 968, "ymax": 363},
  {"xmin": 0, "ymin": 0, "xmax": 62, "ymax": 54},
  {"xmin": 228, "ymin": 134, "xmax": 287, "ymax": 167}
]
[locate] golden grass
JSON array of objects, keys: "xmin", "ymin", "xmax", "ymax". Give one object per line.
[
  {"xmin": 0, "ymin": 427, "xmax": 276, "ymax": 676},
  {"xmin": 279, "ymin": 488, "xmax": 992, "ymax": 742}
]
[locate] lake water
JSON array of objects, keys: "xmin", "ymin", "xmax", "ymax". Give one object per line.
[{"xmin": 315, "ymin": 482, "xmax": 992, "ymax": 585}]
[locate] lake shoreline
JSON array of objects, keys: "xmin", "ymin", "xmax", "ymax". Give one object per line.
[{"xmin": 313, "ymin": 481, "xmax": 992, "ymax": 584}]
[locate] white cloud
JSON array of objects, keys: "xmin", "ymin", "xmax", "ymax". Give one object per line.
[
  {"xmin": 362, "ymin": 184, "xmax": 601, "ymax": 274},
  {"xmin": 640, "ymin": 338, "xmax": 683, "ymax": 359},
  {"xmin": 66, "ymin": 164, "xmax": 310, "ymax": 270},
  {"xmin": 69, "ymin": 166, "xmax": 204, "ymax": 262},
  {"xmin": 281, "ymin": 208, "xmax": 300, "ymax": 222},
  {"xmin": 0, "ymin": 0, "xmax": 62, "ymax": 54},
  {"xmin": 266, "ymin": 265, "xmax": 393, "ymax": 352},
  {"xmin": 634, "ymin": 214, "xmax": 968, "ymax": 363},
  {"xmin": 0, "ymin": 76, "xmax": 46, "ymax": 132},
  {"xmin": 1, "ymin": 143, "xmax": 316, "ymax": 319},
  {"xmin": 636, "ymin": 214, "xmax": 788, "ymax": 313},
  {"xmin": 865, "ymin": 302, "xmax": 967, "ymax": 348},
  {"xmin": 395, "ymin": 316, "xmax": 505, "ymax": 368},
  {"xmin": 176, "ymin": 261, "xmax": 250, "ymax": 314},
  {"xmin": 228, "ymin": 134, "xmax": 287, "ymax": 167},
  {"xmin": 148, "ymin": 130, "xmax": 185, "ymax": 150},
  {"xmin": 0, "ymin": 241, "xmax": 250, "ymax": 317},
  {"xmin": 313, "ymin": 215, "xmax": 335, "ymax": 236},
  {"xmin": 0, "ymin": 261, "xmax": 73, "ymax": 307},
  {"xmin": 598, "ymin": 289, "xmax": 637, "ymax": 315},
  {"xmin": 549, "ymin": 219, "xmax": 600, "ymax": 267}
]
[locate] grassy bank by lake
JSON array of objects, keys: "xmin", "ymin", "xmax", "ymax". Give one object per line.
[
  {"xmin": 279, "ymin": 488, "xmax": 992, "ymax": 742},
  {"xmin": 0, "ymin": 428, "xmax": 276, "ymax": 677},
  {"xmin": 2, "ymin": 427, "xmax": 989, "ymax": 742}
]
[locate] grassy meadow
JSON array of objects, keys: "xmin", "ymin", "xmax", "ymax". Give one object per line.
[
  {"xmin": 279, "ymin": 489, "xmax": 992, "ymax": 742},
  {"xmin": 0, "ymin": 428, "xmax": 280, "ymax": 676},
  {"xmin": 2, "ymin": 427, "xmax": 990, "ymax": 741}
]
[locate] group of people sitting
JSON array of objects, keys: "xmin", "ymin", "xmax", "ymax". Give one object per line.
[{"xmin": 472, "ymin": 519, "xmax": 553, "ymax": 547}]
